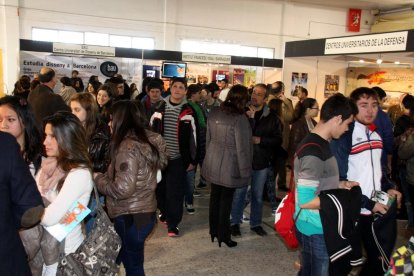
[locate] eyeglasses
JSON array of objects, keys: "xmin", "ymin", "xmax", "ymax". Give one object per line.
[{"xmin": 310, "ymin": 107, "xmax": 319, "ymax": 110}]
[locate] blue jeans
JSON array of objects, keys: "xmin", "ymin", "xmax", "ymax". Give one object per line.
[
  {"xmin": 231, "ymin": 167, "xmax": 269, "ymax": 227},
  {"xmin": 296, "ymin": 230, "xmax": 329, "ymax": 276},
  {"xmin": 231, "ymin": 186, "xmax": 248, "ymax": 225},
  {"xmin": 114, "ymin": 213, "xmax": 156, "ymax": 276},
  {"xmin": 185, "ymin": 168, "xmax": 195, "ymax": 205},
  {"xmin": 265, "ymin": 167, "xmax": 278, "ymax": 211}
]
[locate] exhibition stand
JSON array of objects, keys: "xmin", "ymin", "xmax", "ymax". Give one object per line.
[
  {"xmin": 19, "ymin": 39, "xmax": 283, "ymax": 93},
  {"xmin": 283, "ymin": 29, "xmax": 414, "ymax": 108}
]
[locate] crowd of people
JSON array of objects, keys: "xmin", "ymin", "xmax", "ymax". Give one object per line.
[{"xmin": 1, "ymin": 66, "xmax": 414, "ymax": 275}]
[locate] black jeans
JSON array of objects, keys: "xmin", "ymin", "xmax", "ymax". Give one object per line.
[
  {"xmin": 163, "ymin": 158, "xmax": 186, "ymax": 229},
  {"xmin": 209, "ymin": 183, "xmax": 235, "ymax": 242}
]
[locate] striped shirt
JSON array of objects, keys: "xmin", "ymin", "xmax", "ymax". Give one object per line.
[
  {"xmin": 163, "ymin": 98, "xmax": 185, "ymax": 160},
  {"xmin": 294, "ymin": 133, "xmax": 340, "ymax": 236}
]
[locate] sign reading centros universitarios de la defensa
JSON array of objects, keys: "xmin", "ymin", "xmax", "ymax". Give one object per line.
[{"xmin": 324, "ymin": 31, "xmax": 408, "ymax": 55}]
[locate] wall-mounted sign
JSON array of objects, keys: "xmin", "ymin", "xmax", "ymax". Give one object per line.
[
  {"xmin": 348, "ymin": 9, "xmax": 361, "ymax": 32},
  {"xmin": 324, "ymin": 31, "xmax": 408, "ymax": 55},
  {"xmin": 182, "ymin": 53, "xmax": 231, "ymax": 64},
  {"xmin": 53, "ymin": 42, "xmax": 115, "ymax": 57},
  {"xmin": 100, "ymin": 61, "xmax": 118, "ymax": 77}
]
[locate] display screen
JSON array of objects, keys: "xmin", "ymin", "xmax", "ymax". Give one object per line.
[
  {"xmin": 162, "ymin": 62, "xmax": 187, "ymax": 78},
  {"xmin": 142, "ymin": 65, "xmax": 160, "ymax": 78},
  {"xmin": 216, "ymin": 74, "xmax": 226, "ymax": 81}
]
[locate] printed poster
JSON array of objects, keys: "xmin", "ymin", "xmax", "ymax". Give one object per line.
[
  {"xmin": 291, "ymin": 72, "xmax": 308, "ymax": 96},
  {"xmin": 346, "ymin": 67, "xmax": 414, "ymax": 94},
  {"xmin": 244, "ymin": 70, "xmax": 256, "ymax": 88},
  {"xmin": 233, "ymin": 68, "xmax": 245, "ymax": 85},
  {"xmin": 324, "ymin": 75, "xmax": 339, "ymax": 98}
]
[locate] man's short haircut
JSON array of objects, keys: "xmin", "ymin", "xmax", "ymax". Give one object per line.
[
  {"xmin": 38, "ymin": 68, "xmax": 55, "ymax": 83},
  {"xmin": 187, "ymin": 84, "xmax": 202, "ymax": 99},
  {"xmin": 254, "ymin": 83, "xmax": 269, "ymax": 98},
  {"xmin": 298, "ymin": 87, "xmax": 308, "ymax": 96},
  {"xmin": 72, "ymin": 70, "xmax": 79, "ymax": 75},
  {"xmin": 371, "ymin": 86, "xmax": 387, "ymax": 101},
  {"xmin": 171, "ymin": 77, "xmax": 187, "ymax": 89},
  {"xmin": 402, "ymin": 94, "xmax": 414, "ymax": 110},
  {"xmin": 147, "ymin": 80, "xmax": 164, "ymax": 92},
  {"xmin": 60, "ymin": 76, "xmax": 72, "ymax": 87},
  {"xmin": 350, "ymin": 87, "xmax": 379, "ymax": 103},
  {"xmin": 208, "ymin": 82, "xmax": 219, "ymax": 92},
  {"xmin": 320, "ymin": 93, "xmax": 357, "ymax": 122}
]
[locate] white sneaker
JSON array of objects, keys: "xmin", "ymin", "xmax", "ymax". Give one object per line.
[{"xmin": 186, "ymin": 204, "xmax": 195, "ymax": 214}]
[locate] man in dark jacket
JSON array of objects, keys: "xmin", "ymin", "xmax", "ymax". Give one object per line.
[
  {"xmin": 28, "ymin": 67, "xmax": 71, "ymax": 128},
  {"xmin": 231, "ymin": 83, "xmax": 283, "ymax": 236},
  {"xmin": 150, "ymin": 78, "xmax": 200, "ymax": 237},
  {"xmin": 0, "ymin": 132, "xmax": 44, "ymax": 275}
]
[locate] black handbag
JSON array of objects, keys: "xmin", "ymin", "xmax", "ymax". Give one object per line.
[{"xmin": 57, "ymin": 185, "xmax": 121, "ymax": 275}]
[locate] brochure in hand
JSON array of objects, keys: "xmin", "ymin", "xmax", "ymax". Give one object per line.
[{"xmin": 44, "ymin": 201, "xmax": 91, "ymax": 242}]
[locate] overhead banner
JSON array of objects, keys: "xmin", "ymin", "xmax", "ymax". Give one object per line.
[
  {"xmin": 348, "ymin": 9, "xmax": 361, "ymax": 32},
  {"xmin": 182, "ymin": 52, "xmax": 231, "ymax": 64},
  {"xmin": 53, "ymin": 42, "xmax": 115, "ymax": 57},
  {"xmin": 20, "ymin": 51, "xmax": 141, "ymax": 92},
  {"xmin": 324, "ymin": 31, "xmax": 408, "ymax": 54}
]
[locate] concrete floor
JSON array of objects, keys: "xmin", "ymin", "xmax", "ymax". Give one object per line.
[
  {"xmin": 143, "ymin": 188, "xmax": 299, "ymax": 276},
  {"xmin": 126, "ymin": 185, "xmax": 414, "ymax": 276}
]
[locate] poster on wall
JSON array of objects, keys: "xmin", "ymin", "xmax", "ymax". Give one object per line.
[
  {"xmin": 346, "ymin": 67, "xmax": 414, "ymax": 94},
  {"xmin": 324, "ymin": 75, "xmax": 340, "ymax": 98},
  {"xmin": 244, "ymin": 70, "xmax": 256, "ymax": 88},
  {"xmin": 20, "ymin": 51, "xmax": 47, "ymax": 78},
  {"xmin": 197, "ymin": 75, "xmax": 208, "ymax": 84},
  {"xmin": 233, "ymin": 69, "xmax": 245, "ymax": 85},
  {"xmin": 291, "ymin": 72, "xmax": 308, "ymax": 96},
  {"xmin": 45, "ymin": 55, "xmax": 72, "ymax": 78},
  {"xmin": 187, "ymin": 74, "xmax": 196, "ymax": 84}
]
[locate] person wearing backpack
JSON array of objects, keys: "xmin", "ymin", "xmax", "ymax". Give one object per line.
[{"xmin": 294, "ymin": 94, "xmax": 357, "ymax": 276}]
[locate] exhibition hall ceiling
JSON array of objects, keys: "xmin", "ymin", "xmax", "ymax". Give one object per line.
[{"xmin": 281, "ymin": 0, "xmax": 413, "ymax": 10}]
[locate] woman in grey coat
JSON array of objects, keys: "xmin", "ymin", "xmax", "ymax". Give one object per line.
[{"xmin": 201, "ymin": 85, "xmax": 252, "ymax": 248}]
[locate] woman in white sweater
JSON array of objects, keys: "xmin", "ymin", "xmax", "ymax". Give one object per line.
[{"xmin": 38, "ymin": 111, "xmax": 93, "ymax": 275}]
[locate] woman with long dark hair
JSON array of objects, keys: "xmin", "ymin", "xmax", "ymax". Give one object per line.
[
  {"xmin": 96, "ymin": 84, "xmax": 113, "ymax": 124},
  {"xmin": 202, "ymin": 85, "xmax": 252, "ymax": 248},
  {"xmin": 38, "ymin": 112, "xmax": 93, "ymax": 274},
  {"xmin": 287, "ymin": 97, "xmax": 319, "ymax": 164},
  {"xmin": 95, "ymin": 100, "xmax": 168, "ymax": 275},
  {"xmin": 0, "ymin": 96, "xmax": 42, "ymax": 174},
  {"xmin": 70, "ymin": 92, "xmax": 110, "ymax": 173}
]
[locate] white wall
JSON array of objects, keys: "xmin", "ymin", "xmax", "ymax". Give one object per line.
[
  {"xmin": 0, "ymin": 0, "xmax": 375, "ymax": 92},
  {"xmin": 1, "ymin": 0, "xmax": 20, "ymax": 94},
  {"xmin": 17, "ymin": 0, "xmax": 374, "ymax": 52},
  {"xmin": 283, "ymin": 56, "xmax": 349, "ymax": 106}
]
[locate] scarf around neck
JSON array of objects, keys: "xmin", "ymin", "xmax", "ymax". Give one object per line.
[{"xmin": 38, "ymin": 157, "xmax": 66, "ymax": 196}]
